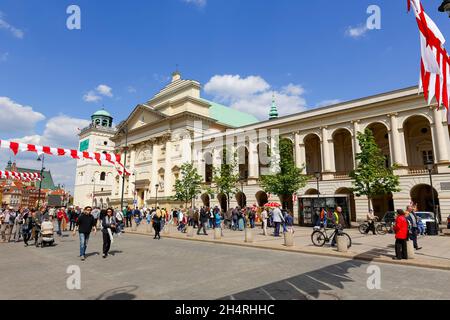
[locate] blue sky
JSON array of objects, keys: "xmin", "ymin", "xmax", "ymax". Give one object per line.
[{"xmin": 0, "ymin": 0, "xmax": 449, "ymax": 191}]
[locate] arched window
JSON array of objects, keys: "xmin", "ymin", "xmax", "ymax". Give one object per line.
[
  {"xmin": 100, "ymin": 172, "xmax": 106, "ymax": 181},
  {"xmin": 102, "ymin": 119, "xmax": 108, "ymax": 127}
]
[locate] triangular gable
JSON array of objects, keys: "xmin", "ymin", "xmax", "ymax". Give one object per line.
[{"xmin": 123, "ymin": 105, "xmax": 167, "ymax": 131}]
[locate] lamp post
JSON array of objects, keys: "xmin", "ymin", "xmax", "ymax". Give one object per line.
[
  {"xmin": 425, "ymin": 160, "xmax": 439, "ymax": 226},
  {"xmin": 37, "ymin": 154, "xmax": 45, "ymax": 208},
  {"xmin": 155, "ymin": 184, "xmax": 159, "ymax": 209},
  {"xmin": 239, "ymin": 177, "xmax": 245, "ymax": 208},
  {"xmin": 439, "ymin": 0, "xmax": 450, "ymax": 17},
  {"xmin": 314, "ymin": 172, "xmax": 321, "ymax": 199},
  {"xmin": 119, "ymin": 126, "xmax": 129, "ymax": 212},
  {"xmin": 91, "ymin": 177, "xmax": 96, "ymax": 208}
]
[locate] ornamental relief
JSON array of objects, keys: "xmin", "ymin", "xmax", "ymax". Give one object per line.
[{"xmin": 136, "ymin": 148, "xmax": 152, "ymax": 163}]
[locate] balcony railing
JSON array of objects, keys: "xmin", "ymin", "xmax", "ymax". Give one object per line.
[
  {"xmin": 333, "ymin": 172, "xmax": 351, "ymax": 179},
  {"xmin": 407, "ymin": 166, "xmax": 437, "ymax": 175}
]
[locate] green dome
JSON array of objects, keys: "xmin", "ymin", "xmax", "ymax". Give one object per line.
[{"xmin": 92, "ymin": 108, "xmax": 111, "ymax": 117}]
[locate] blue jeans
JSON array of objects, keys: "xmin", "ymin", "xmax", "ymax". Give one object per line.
[
  {"xmin": 79, "ymin": 233, "xmax": 90, "ymax": 257},
  {"xmin": 250, "ymin": 218, "xmax": 255, "ymax": 229},
  {"xmin": 57, "ymin": 220, "xmax": 62, "ymax": 235},
  {"xmin": 274, "ymin": 222, "xmax": 281, "ymax": 236}
]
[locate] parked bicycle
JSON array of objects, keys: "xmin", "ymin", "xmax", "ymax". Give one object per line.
[
  {"xmin": 359, "ymin": 219, "xmax": 393, "ymax": 235},
  {"xmin": 311, "ymin": 226, "xmax": 352, "ymax": 248}
]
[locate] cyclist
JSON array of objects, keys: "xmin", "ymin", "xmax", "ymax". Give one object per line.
[
  {"xmin": 365, "ymin": 209, "xmax": 377, "ymax": 235},
  {"xmin": 331, "ymin": 207, "xmax": 344, "ymax": 247}
]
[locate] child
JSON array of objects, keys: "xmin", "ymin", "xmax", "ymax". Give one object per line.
[{"xmin": 417, "ymin": 217, "xmax": 425, "ymax": 236}]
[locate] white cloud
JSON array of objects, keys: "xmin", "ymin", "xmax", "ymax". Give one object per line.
[
  {"xmin": 96, "ymin": 84, "xmax": 113, "ymax": 97},
  {"xmin": 0, "ymin": 52, "xmax": 8, "ymax": 62},
  {"xmin": 0, "ymin": 97, "xmax": 46, "ymax": 135},
  {"xmin": 127, "ymin": 86, "xmax": 137, "ymax": 93},
  {"xmin": 315, "ymin": 99, "xmax": 342, "ymax": 108},
  {"xmin": 182, "ymin": 0, "xmax": 207, "ymax": 8},
  {"xmin": 83, "ymin": 84, "xmax": 113, "ymax": 102},
  {"xmin": 83, "ymin": 91, "xmax": 101, "ymax": 102},
  {"xmin": 345, "ymin": 25, "xmax": 369, "ymax": 39},
  {"xmin": 0, "ymin": 11, "xmax": 24, "ymax": 39},
  {"xmin": 40, "ymin": 115, "xmax": 90, "ymax": 149},
  {"xmin": 204, "ymin": 75, "xmax": 307, "ymax": 120}
]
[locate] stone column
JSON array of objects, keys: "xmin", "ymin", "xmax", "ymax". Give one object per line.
[
  {"xmin": 432, "ymin": 107, "xmax": 450, "ymax": 163},
  {"xmin": 294, "ymin": 132, "xmax": 306, "ymax": 171},
  {"xmin": 128, "ymin": 146, "xmax": 136, "ymax": 199},
  {"xmin": 151, "ymin": 141, "xmax": 160, "ymax": 197},
  {"xmin": 389, "ymin": 114, "xmax": 407, "ymax": 167},
  {"xmin": 164, "ymin": 139, "xmax": 173, "ymax": 198},
  {"xmin": 248, "ymin": 139, "xmax": 259, "ymax": 181},
  {"xmin": 181, "ymin": 133, "xmax": 192, "ymax": 163},
  {"xmin": 321, "ymin": 127, "xmax": 331, "ymax": 172}
]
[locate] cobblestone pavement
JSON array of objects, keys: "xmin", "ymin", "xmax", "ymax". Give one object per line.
[
  {"xmin": 128, "ymin": 223, "xmax": 450, "ymax": 270},
  {"xmin": 1, "ymin": 230, "xmax": 449, "ymax": 300}
]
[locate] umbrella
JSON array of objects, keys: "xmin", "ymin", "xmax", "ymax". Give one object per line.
[{"xmin": 265, "ymin": 202, "xmax": 281, "ymax": 208}]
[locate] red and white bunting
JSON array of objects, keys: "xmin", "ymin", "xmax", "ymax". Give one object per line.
[
  {"xmin": 0, "ymin": 170, "xmax": 41, "ymax": 182},
  {"xmin": 408, "ymin": 0, "xmax": 450, "ymax": 111},
  {"xmin": 0, "ymin": 139, "xmax": 130, "ymax": 175}
]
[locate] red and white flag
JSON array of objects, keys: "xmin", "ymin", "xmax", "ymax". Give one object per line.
[{"xmin": 408, "ymin": 0, "xmax": 450, "ymax": 110}]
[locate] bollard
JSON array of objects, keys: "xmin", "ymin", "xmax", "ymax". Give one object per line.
[
  {"xmin": 131, "ymin": 223, "xmax": 137, "ymax": 232},
  {"xmin": 163, "ymin": 225, "xmax": 170, "ymax": 235},
  {"xmin": 214, "ymin": 228, "xmax": 222, "ymax": 240},
  {"xmin": 284, "ymin": 232, "xmax": 294, "ymax": 247},
  {"xmin": 406, "ymin": 240, "xmax": 415, "ymax": 259},
  {"xmin": 245, "ymin": 228, "xmax": 253, "ymax": 243},
  {"xmin": 336, "ymin": 235, "xmax": 348, "ymax": 253},
  {"xmin": 186, "ymin": 226, "xmax": 194, "ymax": 238}
]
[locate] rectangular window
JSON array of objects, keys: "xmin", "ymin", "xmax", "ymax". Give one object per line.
[{"xmin": 422, "ymin": 150, "xmax": 434, "ymax": 164}]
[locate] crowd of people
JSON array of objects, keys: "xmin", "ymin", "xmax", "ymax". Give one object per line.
[{"xmin": 0, "ymin": 201, "xmax": 433, "ymax": 262}]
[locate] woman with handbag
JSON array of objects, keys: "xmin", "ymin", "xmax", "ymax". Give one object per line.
[{"xmin": 101, "ymin": 208, "xmax": 117, "ymax": 258}]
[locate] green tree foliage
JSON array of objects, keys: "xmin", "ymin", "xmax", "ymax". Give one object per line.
[
  {"xmin": 173, "ymin": 162, "xmax": 203, "ymax": 208},
  {"xmin": 350, "ymin": 128, "xmax": 400, "ymax": 210},
  {"xmin": 260, "ymin": 138, "xmax": 308, "ymax": 209},
  {"xmin": 212, "ymin": 149, "xmax": 240, "ymax": 210}
]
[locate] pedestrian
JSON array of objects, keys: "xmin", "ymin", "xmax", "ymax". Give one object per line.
[
  {"xmin": 365, "ymin": 209, "xmax": 377, "ymax": 235},
  {"xmin": 261, "ymin": 207, "xmax": 268, "ymax": 236},
  {"xmin": 22, "ymin": 209, "xmax": 33, "ymax": 247},
  {"xmin": 61, "ymin": 207, "xmax": 69, "ymax": 231},
  {"xmin": 331, "ymin": 207, "xmax": 345, "ymax": 247},
  {"xmin": 12, "ymin": 208, "xmax": 25, "ymax": 243},
  {"xmin": 73, "ymin": 206, "xmax": 97, "ymax": 261},
  {"xmin": 101, "ymin": 208, "xmax": 117, "ymax": 258},
  {"xmin": 1, "ymin": 207, "xmax": 15, "ymax": 243},
  {"xmin": 115, "ymin": 209, "xmax": 124, "ymax": 233},
  {"xmin": 153, "ymin": 209, "xmax": 162, "ymax": 240},
  {"xmin": 272, "ymin": 205, "xmax": 284, "ymax": 237},
  {"xmin": 393, "ymin": 209, "xmax": 409, "ymax": 260},
  {"xmin": 68, "ymin": 206, "xmax": 79, "ymax": 231},
  {"xmin": 248, "ymin": 208, "xmax": 256, "ymax": 229},
  {"xmin": 285, "ymin": 211, "xmax": 294, "ymax": 234},
  {"xmin": 406, "ymin": 205, "xmax": 422, "ymax": 251},
  {"xmin": 56, "ymin": 208, "xmax": 64, "ymax": 236},
  {"xmin": 31, "ymin": 209, "xmax": 42, "ymax": 246},
  {"xmin": 172, "ymin": 209, "xmax": 179, "ymax": 226},
  {"xmin": 92, "ymin": 207, "xmax": 101, "ymax": 228},
  {"xmin": 126, "ymin": 207, "xmax": 133, "ymax": 228},
  {"xmin": 197, "ymin": 207, "xmax": 209, "ymax": 236}
]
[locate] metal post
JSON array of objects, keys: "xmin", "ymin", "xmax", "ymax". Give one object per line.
[
  {"xmin": 91, "ymin": 177, "xmax": 96, "ymax": 208},
  {"xmin": 429, "ymin": 169, "xmax": 438, "ymax": 225},
  {"xmin": 155, "ymin": 184, "xmax": 159, "ymax": 209},
  {"xmin": 120, "ymin": 127, "xmax": 128, "ymax": 211},
  {"xmin": 37, "ymin": 155, "xmax": 45, "ymax": 208}
]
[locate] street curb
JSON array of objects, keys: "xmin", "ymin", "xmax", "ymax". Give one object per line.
[{"xmin": 127, "ymin": 230, "xmax": 450, "ymax": 272}]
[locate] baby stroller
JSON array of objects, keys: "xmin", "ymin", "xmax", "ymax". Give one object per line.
[{"xmin": 36, "ymin": 220, "xmax": 55, "ymax": 248}]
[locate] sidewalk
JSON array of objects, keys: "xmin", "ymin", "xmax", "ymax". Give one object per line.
[{"xmin": 125, "ymin": 224, "xmax": 450, "ymax": 271}]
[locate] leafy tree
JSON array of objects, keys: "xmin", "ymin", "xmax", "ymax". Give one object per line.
[
  {"xmin": 350, "ymin": 128, "xmax": 400, "ymax": 211},
  {"xmin": 173, "ymin": 162, "xmax": 203, "ymax": 208},
  {"xmin": 212, "ymin": 149, "xmax": 240, "ymax": 210},
  {"xmin": 260, "ymin": 138, "xmax": 308, "ymax": 210}
]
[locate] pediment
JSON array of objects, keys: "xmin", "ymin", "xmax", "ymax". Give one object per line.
[{"xmin": 126, "ymin": 105, "xmax": 167, "ymax": 131}]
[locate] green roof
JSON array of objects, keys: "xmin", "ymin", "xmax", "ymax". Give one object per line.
[
  {"xmin": 203, "ymin": 100, "xmax": 259, "ymax": 127},
  {"xmin": 92, "ymin": 109, "xmax": 112, "ymax": 117},
  {"xmin": 5, "ymin": 165, "xmax": 56, "ymax": 190}
]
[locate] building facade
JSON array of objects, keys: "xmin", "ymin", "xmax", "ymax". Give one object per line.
[
  {"xmin": 73, "ymin": 109, "xmax": 117, "ymax": 209},
  {"xmin": 74, "ymin": 72, "xmax": 450, "ymax": 224}
]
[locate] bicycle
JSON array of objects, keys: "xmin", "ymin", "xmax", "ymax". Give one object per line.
[
  {"xmin": 311, "ymin": 226, "xmax": 352, "ymax": 249},
  {"xmin": 359, "ymin": 218, "xmax": 391, "ymax": 235}
]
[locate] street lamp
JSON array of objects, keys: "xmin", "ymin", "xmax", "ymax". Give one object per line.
[
  {"xmin": 239, "ymin": 177, "xmax": 245, "ymax": 208},
  {"xmin": 91, "ymin": 176, "xmax": 96, "ymax": 208},
  {"xmin": 155, "ymin": 184, "xmax": 159, "ymax": 209},
  {"xmin": 119, "ymin": 126, "xmax": 129, "ymax": 211},
  {"xmin": 425, "ymin": 160, "xmax": 439, "ymax": 227},
  {"xmin": 314, "ymin": 172, "xmax": 321, "ymax": 199},
  {"xmin": 37, "ymin": 154, "xmax": 45, "ymax": 208},
  {"xmin": 439, "ymin": 0, "xmax": 450, "ymax": 17}
]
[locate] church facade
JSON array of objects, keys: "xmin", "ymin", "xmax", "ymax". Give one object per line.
[{"xmin": 73, "ymin": 72, "xmax": 450, "ymax": 224}]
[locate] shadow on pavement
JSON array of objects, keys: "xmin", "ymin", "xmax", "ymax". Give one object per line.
[
  {"xmin": 95, "ymin": 285, "xmax": 139, "ymax": 300},
  {"xmin": 219, "ymin": 248, "xmax": 391, "ymax": 300}
]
